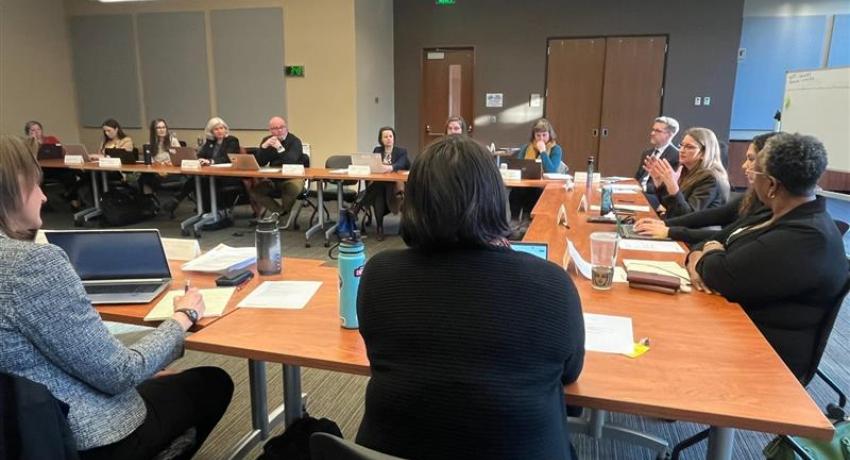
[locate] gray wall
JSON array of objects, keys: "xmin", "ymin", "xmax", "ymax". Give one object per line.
[
  {"xmin": 393, "ymin": 0, "xmax": 745, "ymax": 155},
  {"xmin": 355, "ymin": 0, "xmax": 395, "ymax": 152}
]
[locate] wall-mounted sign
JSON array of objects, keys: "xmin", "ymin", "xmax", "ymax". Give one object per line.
[
  {"xmin": 285, "ymin": 65, "xmax": 305, "ymax": 77},
  {"xmin": 486, "ymin": 93, "xmax": 503, "ymax": 108}
]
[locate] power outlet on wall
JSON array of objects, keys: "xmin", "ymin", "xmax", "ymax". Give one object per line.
[
  {"xmin": 703, "ymin": 96, "xmax": 711, "ymax": 106},
  {"xmin": 694, "ymin": 96, "xmax": 702, "ymax": 106}
]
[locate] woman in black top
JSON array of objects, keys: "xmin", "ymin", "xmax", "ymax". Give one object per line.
[
  {"xmin": 643, "ymin": 127, "xmax": 730, "ymax": 218},
  {"xmin": 687, "ymin": 133, "xmax": 849, "ymax": 379},
  {"xmin": 355, "ymin": 135, "xmax": 585, "ymax": 459},
  {"xmin": 634, "ymin": 132, "xmax": 778, "ymax": 245},
  {"xmin": 197, "ymin": 117, "xmax": 240, "ymax": 165},
  {"xmin": 351, "ymin": 127, "xmax": 410, "ymax": 241}
]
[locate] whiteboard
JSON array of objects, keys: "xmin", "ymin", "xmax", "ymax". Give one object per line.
[{"xmin": 782, "ymin": 67, "xmax": 850, "ymax": 173}]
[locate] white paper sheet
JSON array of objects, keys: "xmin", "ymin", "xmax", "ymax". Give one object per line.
[
  {"xmin": 567, "ymin": 240, "xmax": 592, "ymax": 279},
  {"xmin": 618, "ymin": 239, "xmax": 685, "ymax": 254},
  {"xmin": 590, "ymin": 204, "xmax": 651, "ymax": 213},
  {"xmin": 161, "ymin": 238, "xmax": 201, "ymax": 261},
  {"xmin": 613, "ymin": 266, "xmax": 629, "ymax": 283},
  {"xmin": 181, "ymin": 244, "xmax": 256, "ymax": 274},
  {"xmin": 543, "ymin": 173, "xmax": 572, "ymax": 180},
  {"xmin": 237, "ymin": 281, "xmax": 322, "ymax": 309},
  {"xmin": 209, "ymin": 163, "xmax": 232, "ymax": 168},
  {"xmin": 144, "ymin": 287, "xmax": 235, "ymax": 322},
  {"xmin": 598, "ymin": 184, "xmax": 642, "ymax": 192},
  {"xmin": 583, "ymin": 313, "xmax": 635, "ymax": 354}
]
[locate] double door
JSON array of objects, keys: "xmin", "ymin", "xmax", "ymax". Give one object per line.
[{"xmin": 545, "ymin": 36, "xmax": 667, "ymax": 177}]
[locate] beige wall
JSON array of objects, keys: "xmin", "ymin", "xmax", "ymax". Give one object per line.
[
  {"xmin": 64, "ymin": 0, "xmax": 359, "ymax": 168},
  {"xmin": 1, "ymin": 0, "xmax": 80, "ymax": 143},
  {"xmin": 354, "ymin": 0, "xmax": 394, "ymax": 152}
]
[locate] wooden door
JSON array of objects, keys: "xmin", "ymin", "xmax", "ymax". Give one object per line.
[
  {"xmin": 420, "ymin": 48, "xmax": 474, "ymax": 150},
  {"xmin": 597, "ymin": 36, "xmax": 667, "ymax": 177},
  {"xmin": 545, "ymin": 38, "xmax": 606, "ymax": 173}
]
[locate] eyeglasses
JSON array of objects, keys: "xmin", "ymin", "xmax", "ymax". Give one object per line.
[
  {"xmin": 269, "ymin": 125, "xmax": 286, "ymax": 130},
  {"xmin": 678, "ymin": 143, "xmax": 701, "ymax": 152}
]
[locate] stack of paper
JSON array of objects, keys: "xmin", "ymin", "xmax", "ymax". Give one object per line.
[
  {"xmin": 237, "ymin": 281, "xmax": 322, "ymax": 309},
  {"xmin": 144, "ymin": 287, "xmax": 235, "ymax": 322},
  {"xmin": 584, "ymin": 313, "xmax": 634, "ymax": 354},
  {"xmin": 182, "ymin": 244, "xmax": 256, "ymax": 274},
  {"xmin": 623, "ymin": 259, "xmax": 690, "ymax": 281}
]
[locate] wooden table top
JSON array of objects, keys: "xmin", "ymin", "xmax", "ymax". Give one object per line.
[{"xmin": 185, "ymin": 181, "xmax": 833, "ymax": 440}]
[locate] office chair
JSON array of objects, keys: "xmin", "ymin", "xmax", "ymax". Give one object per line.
[
  {"xmin": 308, "ymin": 155, "xmax": 361, "ymax": 227},
  {"xmin": 309, "ymin": 433, "xmax": 403, "ymax": 460},
  {"xmin": 670, "ymin": 275, "xmax": 850, "ymax": 460},
  {"xmin": 835, "ymin": 219, "xmax": 849, "ymax": 237},
  {"xmin": 282, "ymin": 150, "xmax": 321, "ymax": 231}
]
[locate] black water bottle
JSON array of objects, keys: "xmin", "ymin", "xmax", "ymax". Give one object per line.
[{"xmin": 143, "ymin": 145, "xmax": 152, "ymax": 165}]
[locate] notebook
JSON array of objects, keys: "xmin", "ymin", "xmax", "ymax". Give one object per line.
[
  {"xmin": 144, "ymin": 287, "xmax": 235, "ymax": 322},
  {"xmin": 44, "ymin": 229, "xmax": 172, "ymax": 305}
]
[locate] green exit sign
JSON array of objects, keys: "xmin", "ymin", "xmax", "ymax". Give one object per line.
[
  {"xmin": 285, "ymin": 65, "xmax": 305, "ymax": 77},
  {"xmin": 436, "ymin": 0, "xmax": 455, "ymax": 4}
]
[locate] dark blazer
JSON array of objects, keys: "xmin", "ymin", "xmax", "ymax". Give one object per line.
[
  {"xmin": 696, "ymin": 197, "xmax": 850, "ymax": 379},
  {"xmin": 256, "ymin": 133, "xmax": 307, "ymax": 167},
  {"xmin": 198, "ymin": 135, "xmax": 240, "ymax": 164},
  {"xmin": 356, "ymin": 247, "xmax": 584, "ymax": 459},
  {"xmin": 634, "ymin": 144, "xmax": 680, "ymax": 183},
  {"xmin": 657, "ymin": 171, "xmax": 729, "ymax": 219},
  {"xmin": 666, "ymin": 194, "xmax": 770, "ymax": 245},
  {"xmin": 371, "ymin": 145, "xmax": 410, "ymax": 171}
]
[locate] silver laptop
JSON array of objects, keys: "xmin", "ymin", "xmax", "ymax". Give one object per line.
[
  {"xmin": 227, "ymin": 153, "xmax": 279, "ymax": 173},
  {"xmin": 63, "ymin": 144, "xmax": 93, "ymax": 162},
  {"xmin": 44, "ymin": 229, "xmax": 172, "ymax": 304},
  {"xmin": 350, "ymin": 153, "xmax": 385, "ymax": 173}
]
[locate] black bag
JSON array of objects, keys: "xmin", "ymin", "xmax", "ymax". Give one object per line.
[
  {"xmin": 257, "ymin": 415, "xmax": 343, "ymax": 460},
  {"xmin": 99, "ymin": 187, "xmax": 157, "ymax": 226}
]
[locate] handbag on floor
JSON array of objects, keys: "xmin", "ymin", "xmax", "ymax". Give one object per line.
[
  {"xmin": 763, "ymin": 417, "xmax": 850, "ymax": 460},
  {"xmin": 99, "ymin": 187, "xmax": 157, "ymax": 226},
  {"xmin": 257, "ymin": 414, "xmax": 343, "ymax": 460}
]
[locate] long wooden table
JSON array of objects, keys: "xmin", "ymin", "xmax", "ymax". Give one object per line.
[{"xmin": 180, "ymin": 180, "xmax": 833, "ymax": 460}]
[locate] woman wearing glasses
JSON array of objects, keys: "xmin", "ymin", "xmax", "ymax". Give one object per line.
[
  {"xmin": 634, "ymin": 132, "xmax": 777, "ymax": 244},
  {"xmin": 643, "ymin": 127, "xmax": 729, "ymax": 219}
]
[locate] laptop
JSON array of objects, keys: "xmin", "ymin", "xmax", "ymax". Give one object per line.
[
  {"xmin": 104, "ymin": 148, "xmax": 138, "ymax": 165},
  {"xmin": 227, "ymin": 153, "xmax": 279, "ymax": 172},
  {"xmin": 37, "ymin": 144, "xmax": 64, "ymax": 160},
  {"xmin": 509, "ymin": 241, "xmax": 549, "ymax": 260},
  {"xmin": 44, "ymin": 229, "xmax": 172, "ymax": 305},
  {"xmin": 350, "ymin": 153, "xmax": 386, "ymax": 173},
  {"xmin": 504, "ymin": 158, "xmax": 543, "ymax": 180},
  {"xmin": 63, "ymin": 144, "xmax": 93, "ymax": 162},
  {"xmin": 615, "ymin": 214, "xmax": 671, "ymax": 241},
  {"xmin": 168, "ymin": 146, "xmax": 198, "ymax": 166}
]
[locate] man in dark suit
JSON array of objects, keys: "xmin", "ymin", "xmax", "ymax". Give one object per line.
[
  {"xmin": 248, "ymin": 116, "xmax": 307, "ymax": 218},
  {"xmin": 634, "ymin": 116, "xmax": 680, "ymax": 208}
]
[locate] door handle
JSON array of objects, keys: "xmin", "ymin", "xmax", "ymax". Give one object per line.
[
  {"xmin": 592, "ymin": 129, "xmax": 599, "ymax": 137},
  {"xmin": 601, "ymin": 128, "xmax": 609, "ymax": 137}
]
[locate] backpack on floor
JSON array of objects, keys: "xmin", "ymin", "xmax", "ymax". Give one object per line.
[{"xmin": 99, "ymin": 187, "xmax": 157, "ymax": 226}]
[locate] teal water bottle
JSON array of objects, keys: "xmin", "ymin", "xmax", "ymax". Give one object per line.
[{"xmin": 338, "ymin": 238, "xmax": 366, "ymax": 329}]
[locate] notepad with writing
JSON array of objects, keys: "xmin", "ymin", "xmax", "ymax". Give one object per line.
[{"xmin": 144, "ymin": 287, "xmax": 235, "ymax": 322}]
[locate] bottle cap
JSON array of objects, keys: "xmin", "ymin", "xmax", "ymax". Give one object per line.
[{"xmin": 257, "ymin": 213, "xmax": 279, "ymax": 231}]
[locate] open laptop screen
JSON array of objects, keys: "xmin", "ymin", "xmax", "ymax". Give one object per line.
[
  {"xmin": 509, "ymin": 241, "xmax": 549, "ymax": 260},
  {"xmin": 45, "ymin": 230, "xmax": 171, "ymax": 281}
]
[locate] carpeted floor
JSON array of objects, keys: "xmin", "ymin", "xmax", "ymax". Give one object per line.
[{"xmin": 41, "ymin": 195, "xmax": 850, "ymax": 460}]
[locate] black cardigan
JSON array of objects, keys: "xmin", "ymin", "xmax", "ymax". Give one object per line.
[
  {"xmin": 256, "ymin": 133, "xmax": 306, "ymax": 167},
  {"xmin": 666, "ymin": 194, "xmax": 771, "ymax": 245},
  {"xmin": 198, "ymin": 135, "xmax": 240, "ymax": 164},
  {"xmin": 355, "ymin": 247, "xmax": 584, "ymax": 459},
  {"xmin": 371, "ymin": 146, "xmax": 410, "ymax": 171},
  {"xmin": 696, "ymin": 197, "xmax": 849, "ymax": 379}
]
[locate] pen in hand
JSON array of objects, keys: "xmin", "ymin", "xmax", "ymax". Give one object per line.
[{"xmin": 184, "ymin": 280, "xmax": 191, "ymax": 294}]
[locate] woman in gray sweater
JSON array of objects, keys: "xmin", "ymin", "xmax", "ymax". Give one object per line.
[{"xmin": 0, "ymin": 135, "xmax": 232, "ymax": 459}]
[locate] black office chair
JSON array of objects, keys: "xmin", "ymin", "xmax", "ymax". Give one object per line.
[
  {"xmin": 308, "ymin": 155, "xmax": 361, "ymax": 227},
  {"xmin": 670, "ymin": 275, "xmax": 850, "ymax": 460},
  {"xmin": 835, "ymin": 219, "xmax": 849, "ymax": 237},
  {"xmin": 282, "ymin": 151, "xmax": 321, "ymax": 231},
  {"xmin": 309, "ymin": 433, "xmax": 403, "ymax": 460}
]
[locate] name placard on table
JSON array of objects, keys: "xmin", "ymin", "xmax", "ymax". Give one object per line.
[
  {"xmin": 281, "ymin": 164, "xmax": 305, "ymax": 176},
  {"xmin": 181, "ymin": 159, "xmax": 202, "ymax": 170},
  {"xmin": 64, "ymin": 155, "xmax": 84, "ymax": 165},
  {"xmin": 347, "ymin": 165, "xmax": 372, "ymax": 176},
  {"xmin": 98, "ymin": 157, "xmax": 121, "ymax": 168}
]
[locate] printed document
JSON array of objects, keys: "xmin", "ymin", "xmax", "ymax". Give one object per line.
[
  {"xmin": 238, "ymin": 281, "xmax": 322, "ymax": 309},
  {"xmin": 584, "ymin": 313, "xmax": 634, "ymax": 354}
]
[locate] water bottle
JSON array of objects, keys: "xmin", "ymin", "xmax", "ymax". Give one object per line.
[
  {"xmin": 256, "ymin": 213, "xmax": 281, "ymax": 275},
  {"xmin": 585, "ymin": 155, "xmax": 595, "ymax": 201},
  {"xmin": 600, "ymin": 184, "xmax": 614, "ymax": 215},
  {"xmin": 143, "ymin": 145, "xmax": 152, "ymax": 165},
  {"xmin": 338, "ymin": 237, "xmax": 366, "ymax": 329}
]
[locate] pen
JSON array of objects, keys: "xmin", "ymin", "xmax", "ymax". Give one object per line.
[{"xmin": 184, "ymin": 280, "xmax": 191, "ymax": 294}]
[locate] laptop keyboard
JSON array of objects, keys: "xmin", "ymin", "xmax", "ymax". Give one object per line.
[{"xmin": 85, "ymin": 283, "xmax": 163, "ymax": 295}]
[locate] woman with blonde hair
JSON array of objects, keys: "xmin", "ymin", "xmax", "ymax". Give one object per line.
[
  {"xmin": 0, "ymin": 135, "xmax": 233, "ymax": 458},
  {"xmin": 197, "ymin": 117, "xmax": 240, "ymax": 165},
  {"xmin": 644, "ymin": 127, "xmax": 729, "ymax": 219}
]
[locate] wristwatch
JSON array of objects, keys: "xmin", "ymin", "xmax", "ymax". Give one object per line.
[{"xmin": 175, "ymin": 308, "xmax": 200, "ymax": 325}]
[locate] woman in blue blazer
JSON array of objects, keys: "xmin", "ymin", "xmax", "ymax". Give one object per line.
[{"xmin": 352, "ymin": 127, "xmax": 410, "ymax": 240}]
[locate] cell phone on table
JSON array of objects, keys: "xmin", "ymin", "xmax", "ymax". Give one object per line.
[{"xmin": 215, "ymin": 270, "xmax": 254, "ymax": 287}]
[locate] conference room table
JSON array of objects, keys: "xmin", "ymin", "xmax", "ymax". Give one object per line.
[{"xmin": 177, "ymin": 180, "xmax": 834, "ymax": 460}]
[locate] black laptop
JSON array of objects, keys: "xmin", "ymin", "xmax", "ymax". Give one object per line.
[
  {"xmin": 104, "ymin": 148, "xmax": 139, "ymax": 165},
  {"xmin": 504, "ymin": 158, "xmax": 543, "ymax": 180},
  {"xmin": 37, "ymin": 144, "xmax": 64, "ymax": 160}
]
